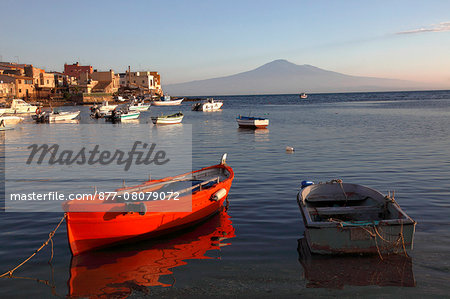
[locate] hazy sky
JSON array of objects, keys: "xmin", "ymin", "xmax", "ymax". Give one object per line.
[{"xmin": 1, "ymin": 0, "xmax": 449, "ymax": 86}]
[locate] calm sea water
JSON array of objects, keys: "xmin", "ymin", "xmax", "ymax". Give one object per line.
[{"xmin": 1, "ymin": 90, "xmax": 449, "ymax": 298}]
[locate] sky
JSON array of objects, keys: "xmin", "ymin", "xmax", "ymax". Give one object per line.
[{"xmin": 0, "ymin": 0, "xmax": 449, "ymax": 87}]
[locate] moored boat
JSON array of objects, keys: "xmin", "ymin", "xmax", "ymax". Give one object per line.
[
  {"xmin": 33, "ymin": 109, "xmax": 80, "ymax": 122},
  {"xmin": 63, "ymin": 155, "xmax": 234, "ymax": 255},
  {"xmin": 128, "ymin": 100, "xmax": 151, "ymax": 111},
  {"xmin": 151, "ymin": 112, "xmax": 183, "ymax": 125},
  {"xmin": 0, "ymin": 115, "xmax": 24, "ymax": 125},
  {"xmin": 236, "ymin": 115, "xmax": 269, "ymax": 129},
  {"xmin": 192, "ymin": 98, "xmax": 223, "ymax": 111},
  {"xmin": 297, "ymin": 180, "xmax": 416, "ymax": 255},
  {"xmin": 3, "ymin": 99, "xmax": 40, "ymax": 114},
  {"xmin": 300, "ymin": 93, "xmax": 308, "ymax": 99},
  {"xmin": 104, "ymin": 108, "xmax": 140, "ymax": 122},
  {"xmin": 152, "ymin": 95, "xmax": 184, "ymax": 106}
]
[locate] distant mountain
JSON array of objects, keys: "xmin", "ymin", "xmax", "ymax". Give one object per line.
[{"xmin": 163, "ymin": 59, "xmax": 432, "ymax": 96}]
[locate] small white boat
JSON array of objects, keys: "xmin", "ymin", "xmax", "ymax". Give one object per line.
[
  {"xmin": 236, "ymin": 115, "xmax": 269, "ymax": 129},
  {"xmin": 152, "ymin": 96, "xmax": 184, "ymax": 106},
  {"xmin": 34, "ymin": 110, "xmax": 80, "ymax": 122},
  {"xmin": 0, "ymin": 115, "xmax": 24, "ymax": 125},
  {"xmin": 4, "ymin": 99, "xmax": 40, "ymax": 114},
  {"xmin": 192, "ymin": 98, "xmax": 223, "ymax": 111},
  {"xmin": 300, "ymin": 93, "xmax": 308, "ymax": 99},
  {"xmin": 151, "ymin": 112, "xmax": 184, "ymax": 125},
  {"xmin": 297, "ymin": 180, "xmax": 416, "ymax": 255},
  {"xmin": 129, "ymin": 100, "xmax": 150, "ymax": 111}
]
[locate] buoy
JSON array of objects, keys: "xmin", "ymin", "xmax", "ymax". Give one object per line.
[
  {"xmin": 210, "ymin": 188, "xmax": 227, "ymax": 201},
  {"xmin": 301, "ymin": 180, "xmax": 314, "ymax": 189},
  {"xmin": 286, "ymin": 146, "xmax": 295, "ymax": 152}
]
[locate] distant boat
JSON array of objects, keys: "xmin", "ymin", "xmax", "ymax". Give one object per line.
[
  {"xmin": 3, "ymin": 99, "xmax": 40, "ymax": 114},
  {"xmin": 152, "ymin": 96, "xmax": 184, "ymax": 106},
  {"xmin": 300, "ymin": 93, "xmax": 308, "ymax": 99},
  {"xmin": 34, "ymin": 110, "xmax": 80, "ymax": 122},
  {"xmin": 105, "ymin": 108, "xmax": 140, "ymax": 121},
  {"xmin": 151, "ymin": 112, "xmax": 184, "ymax": 125},
  {"xmin": 297, "ymin": 180, "xmax": 416, "ymax": 255},
  {"xmin": 128, "ymin": 100, "xmax": 151, "ymax": 111},
  {"xmin": 96, "ymin": 100, "xmax": 118, "ymax": 114},
  {"xmin": 192, "ymin": 98, "xmax": 223, "ymax": 111},
  {"xmin": 0, "ymin": 117, "xmax": 18, "ymax": 130},
  {"xmin": 63, "ymin": 154, "xmax": 234, "ymax": 255},
  {"xmin": 0, "ymin": 115, "xmax": 24, "ymax": 125},
  {"xmin": 236, "ymin": 115, "xmax": 269, "ymax": 129}
]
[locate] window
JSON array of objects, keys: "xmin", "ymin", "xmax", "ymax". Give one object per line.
[
  {"xmin": 18, "ymin": 80, "xmax": 22, "ymax": 84},
  {"xmin": 19, "ymin": 89, "xmax": 22, "ymax": 93},
  {"xmin": 142, "ymin": 80, "xmax": 145, "ymax": 83},
  {"xmin": 47, "ymin": 80, "xmax": 49, "ymax": 84}
]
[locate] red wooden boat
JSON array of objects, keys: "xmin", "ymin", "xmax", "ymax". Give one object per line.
[
  {"xmin": 63, "ymin": 155, "xmax": 234, "ymax": 256},
  {"xmin": 68, "ymin": 209, "xmax": 235, "ymax": 298}
]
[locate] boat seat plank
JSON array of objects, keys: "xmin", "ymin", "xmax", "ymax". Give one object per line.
[
  {"xmin": 306, "ymin": 195, "xmax": 369, "ymax": 202},
  {"xmin": 308, "ymin": 205, "xmax": 381, "ymax": 215}
]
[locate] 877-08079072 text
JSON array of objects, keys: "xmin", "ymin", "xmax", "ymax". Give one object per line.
[{"xmin": 9, "ymin": 191, "xmax": 180, "ymax": 201}]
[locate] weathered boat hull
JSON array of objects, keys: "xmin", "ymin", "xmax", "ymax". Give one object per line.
[
  {"xmin": 303, "ymin": 222, "xmax": 416, "ymax": 254},
  {"xmin": 298, "ymin": 182, "xmax": 416, "ymax": 255}
]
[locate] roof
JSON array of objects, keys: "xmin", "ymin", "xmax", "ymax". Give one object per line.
[
  {"xmin": 0, "ymin": 74, "xmax": 16, "ymax": 83},
  {"xmin": 92, "ymin": 81, "xmax": 112, "ymax": 91}
]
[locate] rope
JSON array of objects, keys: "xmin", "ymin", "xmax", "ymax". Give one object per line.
[
  {"xmin": 0, "ymin": 214, "xmax": 66, "ymax": 279},
  {"xmin": 327, "ymin": 217, "xmax": 408, "ymax": 259},
  {"xmin": 327, "ymin": 179, "xmax": 349, "ymax": 205}
]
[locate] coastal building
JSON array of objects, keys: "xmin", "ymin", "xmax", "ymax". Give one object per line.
[
  {"xmin": 0, "ymin": 75, "xmax": 15, "ymax": 99},
  {"xmin": 64, "ymin": 62, "xmax": 93, "ymax": 80},
  {"xmin": 90, "ymin": 70, "xmax": 120, "ymax": 93},
  {"xmin": 150, "ymin": 71, "xmax": 162, "ymax": 94},
  {"xmin": 0, "ymin": 74, "xmax": 35, "ymax": 99},
  {"xmin": 50, "ymin": 71, "xmax": 76, "ymax": 88},
  {"xmin": 120, "ymin": 71, "xmax": 162, "ymax": 95},
  {"xmin": 0, "ymin": 62, "xmax": 27, "ymax": 76},
  {"xmin": 77, "ymin": 70, "xmax": 119, "ymax": 94},
  {"xmin": 78, "ymin": 72, "xmax": 98, "ymax": 94}
]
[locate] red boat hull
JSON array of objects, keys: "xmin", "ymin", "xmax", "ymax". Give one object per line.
[{"xmin": 65, "ymin": 164, "xmax": 234, "ymax": 255}]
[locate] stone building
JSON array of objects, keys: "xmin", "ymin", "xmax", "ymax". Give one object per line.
[
  {"xmin": 64, "ymin": 62, "xmax": 93, "ymax": 79},
  {"xmin": 0, "ymin": 75, "xmax": 15, "ymax": 99}
]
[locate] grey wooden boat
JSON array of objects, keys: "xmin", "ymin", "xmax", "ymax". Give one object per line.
[{"xmin": 297, "ymin": 180, "xmax": 416, "ymax": 255}]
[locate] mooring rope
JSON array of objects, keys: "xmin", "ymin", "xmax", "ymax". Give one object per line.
[
  {"xmin": 327, "ymin": 217, "xmax": 408, "ymax": 260},
  {"xmin": 0, "ymin": 213, "xmax": 66, "ymax": 279}
]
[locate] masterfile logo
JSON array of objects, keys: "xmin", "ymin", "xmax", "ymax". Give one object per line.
[{"xmin": 26, "ymin": 141, "xmax": 170, "ymax": 171}]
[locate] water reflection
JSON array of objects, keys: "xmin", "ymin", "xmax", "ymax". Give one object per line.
[
  {"xmin": 68, "ymin": 208, "xmax": 235, "ymax": 298},
  {"xmin": 297, "ymin": 237, "xmax": 415, "ymax": 289},
  {"xmin": 237, "ymin": 128, "xmax": 270, "ymax": 142}
]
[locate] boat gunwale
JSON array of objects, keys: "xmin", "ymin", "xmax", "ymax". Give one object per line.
[{"xmin": 63, "ymin": 164, "xmax": 234, "ymax": 214}]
